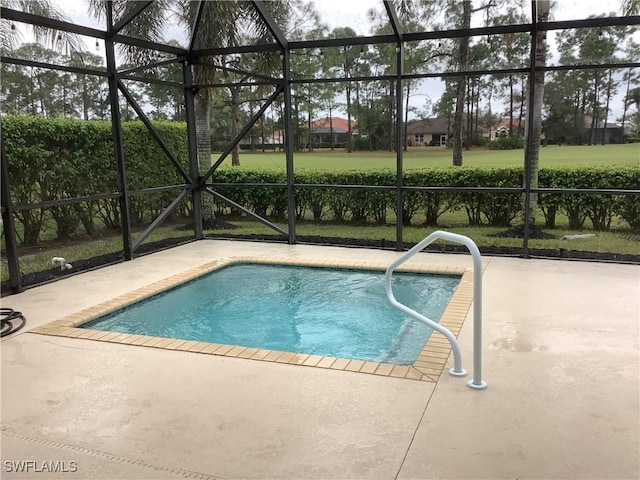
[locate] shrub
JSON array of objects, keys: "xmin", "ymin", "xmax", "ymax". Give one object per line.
[
  {"xmin": 3, "ymin": 115, "xmax": 188, "ymax": 243},
  {"xmin": 488, "ymin": 135, "xmax": 524, "ymax": 150}
]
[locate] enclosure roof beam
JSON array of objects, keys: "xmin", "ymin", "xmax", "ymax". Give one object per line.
[
  {"xmin": 194, "ymin": 80, "xmax": 280, "ymax": 88},
  {"xmin": 383, "ymin": 0, "xmax": 403, "ymax": 42},
  {"xmin": 0, "ymin": 55, "xmax": 108, "ymax": 76},
  {"xmin": 1, "ymin": 7, "xmax": 105, "ymax": 38},
  {"xmin": 191, "ymin": 42, "xmax": 281, "ymax": 57},
  {"xmin": 1, "ymin": 7, "xmax": 187, "ymax": 56},
  {"xmin": 187, "ymin": 0, "xmax": 205, "ymax": 54},
  {"xmin": 111, "ymin": 1, "xmax": 153, "ymax": 35},
  {"xmin": 252, "ymin": 1, "xmax": 288, "ymax": 49},
  {"xmin": 3, "ymin": 6, "xmax": 637, "ymax": 57},
  {"xmin": 111, "ymin": 33, "xmax": 187, "ymax": 55},
  {"xmin": 120, "ymin": 74, "xmax": 184, "ymax": 88},
  {"xmin": 191, "ymin": 62, "xmax": 280, "ymax": 82},
  {"xmin": 119, "ymin": 56, "xmax": 185, "ymax": 76}
]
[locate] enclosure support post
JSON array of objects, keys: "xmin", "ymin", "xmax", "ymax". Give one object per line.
[
  {"xmin": 395, "ymin": 41, "xmax": 404, "ymax": 251},
  {"xmin": 105, "ymin": 5, "xmax": 133, "ymax": 260},
  {"xmin": 522, "ymin": 1, "xmax": 539, "ymax": 259},
  {"xmin": 0, "ymin": 128, "xmax": 22, "ymax": 293},
  {"xmin": 283, "ymin": 49, "xmax": 296, "ymax": 245},
  {"xmin": 183, "ymin": 59, "xmax": 203, "ymax": 240}
]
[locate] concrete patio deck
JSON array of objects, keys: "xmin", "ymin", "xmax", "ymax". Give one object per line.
[{"xmin": 1, "ymin": 240, "xmax": 638, "ymax": 480}]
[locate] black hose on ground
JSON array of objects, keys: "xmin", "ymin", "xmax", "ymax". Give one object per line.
[{"xmin": 1, "ymin": 308, "xmax": 26, "ymax": 337}]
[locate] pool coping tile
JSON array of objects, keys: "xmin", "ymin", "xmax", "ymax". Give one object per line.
[{"xmin": 28, "ymin": 255, "xmax": 476, "ymax": 383}]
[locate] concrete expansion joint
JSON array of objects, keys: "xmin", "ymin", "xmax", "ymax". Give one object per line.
[{"xmin": 1, "ymin": 430, "xmax": 219, "ymax": 480}]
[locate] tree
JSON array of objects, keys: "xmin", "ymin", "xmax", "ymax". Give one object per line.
[
  {"xmin": 492, "ymin": 9, "xmax": 530, "ymax": 136},
  {"xmin": 620, "ymin": 39, "xmax": 640, "ymax": 137},
  {"xmin": 1, "ymin": 43, "xmax": 59, "ymax": 115},
  {"xmin": 1, "ymin": 0, "xmax": 82, "ymax": 53},
  {"xmin": 451, "ymin": 0, "xmax": 471, "ymax": 166},
  {"xmin": 447, "ymin": 0, "xmax": 495, "ymax": 165},
  {"xmin": 326, "ymin": 27, "xmax": 367, "ymax": 153},
  {"xmin": 87, "ymin": 0, "xmax": 290, "ymax": 225},
  {"xmin": 66, "ymin": 51, "xmax": 109, "ymax": 120},
  {"xmin": 522, "ymin": 0, "xmax": 551, "ymax": 226}
]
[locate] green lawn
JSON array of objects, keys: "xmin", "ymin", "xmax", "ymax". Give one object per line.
[
  {"xmin": 204, "ymin": 220, "xmax": 640, "ymax": 256},
  {"xmin": 214, "ymin": 144, "xmax": 640, "ymax": 171}
]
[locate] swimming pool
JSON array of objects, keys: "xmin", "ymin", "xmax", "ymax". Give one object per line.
[
  {"xmin": 31, "ymin": 256, "xmax": 474, "ymax": 382},
  {"xmin": 81, "ymin": 264, "xmax": 460, "ymax": 365}
]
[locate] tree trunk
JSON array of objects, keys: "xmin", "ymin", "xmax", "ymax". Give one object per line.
[
  {"xmin": 509, "ymin": 75, "xmax": 514, "ymax": 135},
  {"xmin": 601, "ymin": 69, "xmax": 613, "ymax": 145},
  {"xmin": 329, "ymin": 106, "xmax": 334, "ymax": 150},
  {"xmin": 589, "ymin": 73, "xmax": 599, "ymax": 145},
  {"xmin": 620, "ymin": 68, "xmax": 632, "ymax": 134},
  {"xmin": 346, "ymin": 85, "xmax": 352, "ymax": 153},
  {"xmin": 522, "ymin": 1, "xmax": 550, "ymax": 225},
  {"xmin": 580, "ymin": 91, "xmax": 587, "ymax": 144},
  {"xmin": 260, "ymin": 108, "xmax": 266, "ymax": 152},
  {"xmin": 388, "ymin": 80, "xmax": 394, "ymax": 151},
  {"xmin": 465, "ymin": 78, "xmax": 472, "ymax": 149},
  {"xmin": 195, "ymin": 93, "xmax": 214, "ymax": 222},
  {"xmin": 404, "ymin": 83, "xmax": 410, "ymax": 151},
  {"xmin": 474, "ymin": 80, "xmax": 480, "ymax": 135},
  {"xmin": 230, "ymin": 87, "xmax": 240, "ymax": 166},
  {"xmin": 83, "ymin": 81, "xmax": 89, "ymax": 120},
  {"xmin": 308, "ymin": 109, "xmax": 313, "ymax": 152},
  {"xmin": 452, "ymin": 0, "xmax": 471, "ymax": 166},
  {"xmin": 518, "ymin": 75, "xmax": 526, "ymax": 134}
]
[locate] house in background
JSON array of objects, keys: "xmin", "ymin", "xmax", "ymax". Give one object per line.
[
  {"xmin": 494, "ymin": 117, "xmax": 525, "ymax": 139},
  {"xmin": 406, "ymin": 117, "xmax": 491, "ymax": 146},
  {"xmin": 584, "ymin": 121, "xmax": 624, "ymax": 144},
  {"xmin": 406, "ymin": 117, "xmax": 450, "ymax": 146},
  {"xmin": 310, "ymin": 117, "xmax": 358, "ymax": 148}
]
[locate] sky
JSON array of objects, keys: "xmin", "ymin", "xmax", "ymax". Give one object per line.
[{"xmin": 7, "ymin": 0, "xmax": 638, "ymax": 120}]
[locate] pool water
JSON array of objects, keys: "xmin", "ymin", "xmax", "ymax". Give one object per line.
[{"xmin": 82, "ymin": 264, "xmax": 460, "ymax": 365}]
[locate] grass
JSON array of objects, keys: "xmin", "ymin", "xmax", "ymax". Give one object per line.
[
  {"xmin": 3, "ymin": 143, "xmax": 638, "ymax": 284},
  {"xmin": 205, "ymin": 219, "xmax": 640, "ymax": 254},
  {"xmin": 4, "ymin": 217, "xmax": 638, "ymax": 284},
  {"xmin": 0, "ymin": 226, "xmax": 191, "ymax": 283},
  {"xmin": 214, "ymin": 144, "xmax": 640, "ymax": 171}
]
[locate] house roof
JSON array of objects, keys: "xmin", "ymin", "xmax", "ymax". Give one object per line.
[
  {"xmin": 407, "ymin": 117, "xmax": 489, "ymax": 135},
  {"xmin": 406, "ymin": 117, "xmax": 450, "ymax": 135},
  {"xmin": 584, "ymin": 117, "xmax": 622, "ymax": 129},
  {"xmin": 311, "ymin": 117, "xmax": 356, "ymax": 134},
  {"xmin": 595, "ymin": 122, "xmax": 622, "ymax": 129}
]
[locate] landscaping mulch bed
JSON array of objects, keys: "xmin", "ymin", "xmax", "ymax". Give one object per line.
[
  {"xmin": 1, "ymin": 236, "xmax": 194, "ymax": 295},
  {"xmin": 208, "ymin": 233, "xmax": 640, "ymax": 264},
  {"xmin": 3, "ymin": 233, "xmax": 639, "ymax": 296}
]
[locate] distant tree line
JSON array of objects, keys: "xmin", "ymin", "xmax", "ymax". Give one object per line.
[{"xmin": 2, "ymin": 0, "xmax": 638, "ymax": 162}]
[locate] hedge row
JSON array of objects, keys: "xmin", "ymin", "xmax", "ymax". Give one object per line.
[
  {"xmin": 2, "ymin": 116, "xmax": 638, "ymax": 246},
  {"xmin": 212, "ymin": 167, "xmax": 640, "ymax": 231},
  {"xmin": 3, "ymin": 115, "xmax": 186, "ymax": 244}
]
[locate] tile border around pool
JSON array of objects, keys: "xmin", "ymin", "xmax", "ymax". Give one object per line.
[{"xmin": 29, "ymin": 256, "xmax": 474, "ymax": 383}]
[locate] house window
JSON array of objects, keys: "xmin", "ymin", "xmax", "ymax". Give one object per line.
[{"xmin": 415, "ymin": 134, "xmax": 424, "ymax": 144}]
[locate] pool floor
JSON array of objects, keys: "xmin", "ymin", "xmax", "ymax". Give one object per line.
[{"xmin": 30, "ymin": 256, "xmax": 474, "ymax": 382}]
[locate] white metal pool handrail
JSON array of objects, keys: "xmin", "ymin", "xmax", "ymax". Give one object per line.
[{"xmin": 384, "ymin": 231, "xmax": 487, "ymax": 390}]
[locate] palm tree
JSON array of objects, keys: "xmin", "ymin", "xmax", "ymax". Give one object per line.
[
  {"xmin": 621, "ymin": 0, "xmax": 640, "ymax": 15},
  {"xmin": 625, "ymin": 87, "xmax": 640, "ymax": 113},
  {"xmin": 1, "ymin": 0, "xmax": 82, "ymax": 53},
  {"xmin": 522, "ymin": 0, "xmax": 551, "ymax": 227},
  {"xmin": 87, "ymin": 0, "xmax": 289, "ymax": 225}
]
